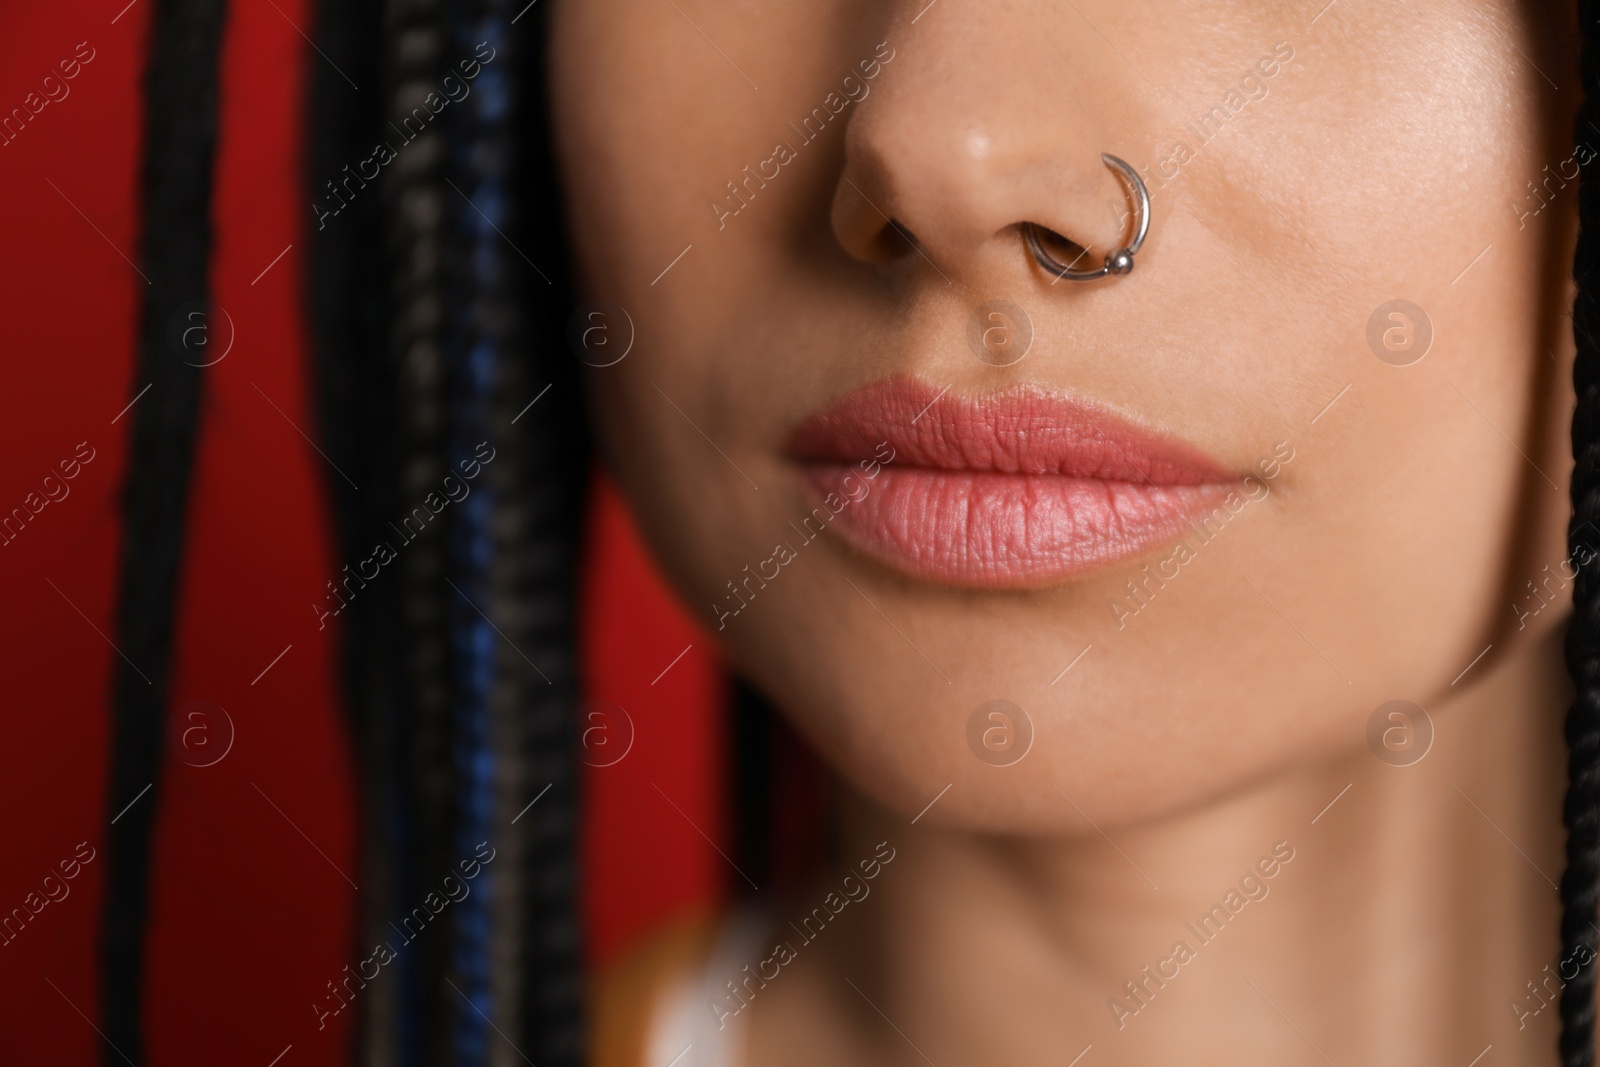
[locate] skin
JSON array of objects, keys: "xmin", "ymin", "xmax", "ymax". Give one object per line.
[{"xmin": 552, "ymin": 0, "xmax": 1583, "ymax": 1062}]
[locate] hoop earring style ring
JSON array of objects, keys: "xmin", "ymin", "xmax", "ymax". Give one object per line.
[{"xmin": 1023, "ymin": 153, "xmax": 1151, "ymax": 281}]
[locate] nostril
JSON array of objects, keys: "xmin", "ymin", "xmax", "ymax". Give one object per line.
[
  {"xmin": 1020, "ymin": 222, "xmax": 1095, "ymax": 272},
  {"xmin": 1020, "ymin": 156, "xmax": 1151, "ymax": 282},
  {"xmin": 872, "ymin": 218, "xmax": 920, "ymax": 262}
]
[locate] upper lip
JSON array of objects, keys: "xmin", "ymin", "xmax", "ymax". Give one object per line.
[{"xmin": 787, "ymin": 376, "xmax": 1234, "ymax": 486}]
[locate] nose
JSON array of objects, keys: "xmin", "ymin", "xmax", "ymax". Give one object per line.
[{"xmin": 830, "ymin": 3, "xmax": 1150, "ymax": 284}]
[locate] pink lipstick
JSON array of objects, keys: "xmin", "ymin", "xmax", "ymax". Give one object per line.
[{"xmin": 787, "ymin": 377, "xmax": 1237, "ymax": 588}]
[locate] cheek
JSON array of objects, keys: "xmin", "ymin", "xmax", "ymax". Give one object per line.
[
  {"xmin": 554, "ymin": 1, "xmax": 764, "ymax": 297},
  {"xmin": 559, "ymin": 0, "xmax": 893, "ymax": 632},
  {"xmin": 557, "ymin": 0, "xmax": 1573, "ymax": 831},
  {"xmin": 1247, "ymin": 12, "xmax": 1572, "ymax": 700}
]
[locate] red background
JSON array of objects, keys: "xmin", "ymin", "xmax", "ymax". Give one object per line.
[{"xmin": 0, "ymin": 3, "xmax": 724, "ymax": 1062}]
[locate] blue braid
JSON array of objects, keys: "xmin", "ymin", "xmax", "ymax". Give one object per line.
[{"xmin": 446, "ymin": 5, "xmax": 514, "ymax": 1061}]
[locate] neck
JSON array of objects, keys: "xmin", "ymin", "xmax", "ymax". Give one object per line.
[{"xmin": 757, "ymin": 625, "xmax": 1570, "ymax": 1065}]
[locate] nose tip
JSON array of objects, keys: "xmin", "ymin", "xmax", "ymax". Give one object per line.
[
  {"xmin": 834, "ymin": 121, "xmax": 1068, "ymax": 271},
  {"xmin": 824, "ymin": 9, "xmax": 1148, "ymax": 286}
]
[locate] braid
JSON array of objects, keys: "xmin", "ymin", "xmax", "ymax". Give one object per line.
[
  {"xmin": 308, "ymin": 2, "xmax": 584, "ymax": 1060},
  {"xmin": 1564, "ymin": 4, "xmax": 1600, "ymax": 1064},
  {"xmin": 381, "ymin": 1, "xmax": 460, "ymax": 1060},
  {"xmin": 102, "ymin": 1, "xmax": 227, "ymax": 1061},
  {"xmin": 306, "ymin": 0, "xmax": 400, "ymax": 1063},
  {"xmin": 441, "ymin": 4, "xmax": 504, "ymax": 1056},
  {"xmin": 510, "ymin": 5, "xmax": 587, "ymax": 1059}
]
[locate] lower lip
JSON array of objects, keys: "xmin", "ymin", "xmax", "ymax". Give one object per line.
[{"xmin": 801, "ymin": 465, "xmax": 1229, "ymax": 587}]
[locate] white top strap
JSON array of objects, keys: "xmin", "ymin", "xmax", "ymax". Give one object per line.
[{"xmin": 644, "ymin": 910, "xmax": 772, "ymax": 1067}]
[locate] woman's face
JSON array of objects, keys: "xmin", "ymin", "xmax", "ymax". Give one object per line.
[{"xmin": 551, "ymin": 1, "xmax": 1578, "ymax": 831}]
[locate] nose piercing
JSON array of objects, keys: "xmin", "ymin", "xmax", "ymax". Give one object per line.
[{"xmin": 1023, "ymin": 153, "xmax": 1151, "ymax": 281}]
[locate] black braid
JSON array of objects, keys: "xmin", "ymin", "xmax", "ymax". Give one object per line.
[
  {"xmin": 308, "ymin": 1, "xmax": 587, "ymax": 1062},
  {"xmin": 512, "ymin": 5, "xmax": 587, "ymax": 1059},
  {"xmin": 305, "ymin": 0, "xmax": 398, "ymax": 1062},
  {"xmin": 379, "ymin": 0, "xmax": 462, "ymax": 1058},
  {"xmin": 1566, "ymin": 4, "xmax": 1600, "ymax": 1064},
  {"xmin": 101, "ymin": 1, "xmax": 227, "ymax": 1062}
]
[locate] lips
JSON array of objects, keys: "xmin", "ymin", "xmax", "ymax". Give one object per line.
[{"xmin": 787, "ymin": 377, "xmax": 1236, "ymax": 588}]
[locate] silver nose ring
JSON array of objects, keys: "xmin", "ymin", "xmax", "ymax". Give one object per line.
[{"xmin": 1023, "ymin": 153, "xmax": 1151, "ymax": 281}]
